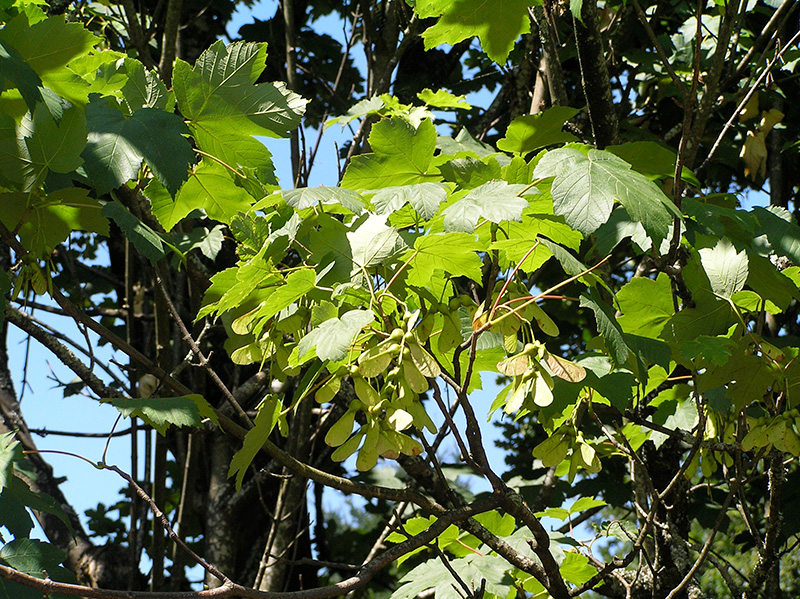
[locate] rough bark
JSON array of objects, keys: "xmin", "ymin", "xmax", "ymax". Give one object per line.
[{"xmin": 573, "ymin": 0, "xmax": 619, "ymax": 148}]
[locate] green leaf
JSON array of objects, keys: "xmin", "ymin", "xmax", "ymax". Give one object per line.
[
  {"xmin": 616, "ymin": 274, "xmax": 674, "ymax": 336},
  {"xmin": 101, "ymin": 201, "xmax": 165, "ymax": 262},
  {"xmin": 417, "ymin": 88, "xmax": 471, "ymax": 110},
  {"xmin": 532, "ymin": 431, "xmax": 570, "ymax": 467},
  {"xmin": 0, "ymin": 39, "xmax": 42, "ymax": 111},
  {"xmin": 0, "ymin": 188, "xmax": 108, "ymax": 257},
  {"xmin": 325, "ymin": 96, "xmax": 385, "ymax": 129},
  {"xmin": 0, "ymin": 538, "xmax": 73, "ymax": 586},
  {"xmin": 18, "ymin": 101, "xmax": 86, "ymax": 188},
  {"xmin": 283, "ymin": 186, "xmax": 364, "ymax": 214},
  {"xmin": 698, "ymin": 240, "xmax": 749, "ymax": 299},
  {"xmin": 190, "ymin": 121, "xmax": 277, "ymax": 185},
  {"xmin": 497, "ymin": 107, "xmax": 580, "ymax": 154},
  {"xmin": 297, "ymin": 309, "xmax": 375, "ymax": 362},
  {"xmin": 570, "ymin": 497, "xmax": 607, "ymax": 513},
  {"xmin": 416, "ymin": 0, "xmax": 536, "ymax": 64},
  {"xmin": 442, "ymin": 180, "xmax": 528, "ymax": 232},
  {"xmin": 346, "ymin": 214, "xmax": 406, "ymax": 275},
  {"xmin": 341, "ymin": 118, "xmax": 439, "ymax": 189},
  {"xmin": 406, "ymin": 232, "xmax": 484, "ymax": 286},
  {"xmin": 104, "ymin": 394, "xmax": 214, "ymax": 435},
  {"xmin": 534, "ymin": 146, "xmax": 680, "ymax": 241},
  {"xmin": 232, "ymin": 268, "xmax": 316, "ymax": 335},
  {"xmin": 753, "ymin": 205, "xmax": 800, "ymax": 266},
  {"xmin": 149, "ymin": 160, "xmax": 254, "ymax": 232},
  {"xmin": 371, "ymin": 182, "xmax": 447, "ymax": 220},
  {"xmin": 580, "ymin": 290, "xmax": 629, "ymax": 365},
  {"xmin": 82, "ymin": 97, "xmax": 192, "ymax": 195},
  {"xmin": 0, "ymin": 433, "xmax": 20, "ymax": 490},
  {"xmin": 120, "ymin": 58, "xmax": 172, "ymax": 112},
  {"xmin": 0, "ymin": 14, "xmax": 96, "ymax": 103},
  {"xmin": 560, "ymin": 552, "xmax": 596, "ymax": 586},
  {"xmin": 228, "ymin": 395, "xmax": 282, "ymax": 492},
  {"xmin": 605, "ymin": 141, "xmax": 701, "ymax": 186},
  {"xmin": 173, "ymin": 41, "xmax": 306, "ymax": 138}
]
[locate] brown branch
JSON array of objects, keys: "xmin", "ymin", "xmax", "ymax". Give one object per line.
[
  {"xmin": 120, "ymin": 0, "xmax": 156, "ymax": 69},
  {"xmin": 158, "ymin": 0, "xmax": 183, "ymax": 85},
  {"xmin": 530, "ymin": 6, "xmax": 568, "ymax": 106},
  {"xmin": 573, "ymin": 0, "xmax": 618, "ymax": 148},
  {"xmin": 0, "ymin": 497, "xmax": 498, "ymax": 599},
  {"xmin": 5, "ymin": 305, "xmax": 124, "ymax": 401},
  {"xmin": 153, "ymin": 262, "xmax": 252, "ymax": 425}
]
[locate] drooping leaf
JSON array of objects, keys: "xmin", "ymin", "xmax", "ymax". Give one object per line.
[
  {"xmin": 101, "ymin": 201, "xmax": 165, "ymax": 262},
  {"xmin": 580, "ymin": 290, "xmax": 629, "ymax": 366},
  {"xmin": 416, "ymin": 0, "xmax": 537, "ymax": 64},
  {"xmin": 104, "ymin": 394, "xmax": 215, "ymax": 435},
  {"xmin": 82, "ymin": 97, "xmax": 192, "ymax": 195},
  {"xmin": 0, "ymin": 39, "xmax": 42, "ymax": 111},
  {"xmin": 442, "ymin": 180, "xmax": 528, "ymax": 232},
  {"xmin": 497, "ymin": 107, "xmax": 580, "ymax": 154},
  {"xmin": 698, "ymin": 240, "xmax": 749, "ymax": 299},
  {"xmin": 228, "ymin": 395, "xmax": 282, "ymax": 492},
  {"xmin": 297, "ymin": 309, "xmax": 375, "ymax": 362}
]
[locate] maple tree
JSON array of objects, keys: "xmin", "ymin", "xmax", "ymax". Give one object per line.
[{"xmin": 0, "ymin": 0, "xmax": 799, "ymax": 599}]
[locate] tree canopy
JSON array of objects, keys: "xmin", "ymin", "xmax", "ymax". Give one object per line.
[{"xmin": 0, "ymin": 1, "xmax": 799, "ymax": 599}]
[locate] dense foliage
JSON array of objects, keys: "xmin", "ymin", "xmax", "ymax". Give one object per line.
[{"xmin": 0, "ymin": 1, "xmax": 799, "ymax": 599}]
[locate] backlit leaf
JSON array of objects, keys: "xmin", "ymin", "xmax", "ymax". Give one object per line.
[
  {"xmin": 298, "ymin": 309, "xmax": 375, "ymax": 362},
  {"xmin": 228, "ymin": 395, "xmax": 282, "ymax": 491},
  {"xmin": 698, "ymin": 240, "xmax": 749, "ymax": 299},
  {"xmin": 416, "ymin": 0, "xmax": 536, "ymax": 64},
  {"xmin": 497, "ymin": 107, "xmax": 580, "ymax": 154}
]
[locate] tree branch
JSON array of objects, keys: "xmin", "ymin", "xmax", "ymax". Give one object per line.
[{"xmin": 573, "ymin": 0, "xmax": 619, "ymax": 148}]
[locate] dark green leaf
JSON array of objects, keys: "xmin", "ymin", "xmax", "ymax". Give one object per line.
[
  {"xmin": 0, "ymin": 39, "xmax": 41, "ymax": 111},
  {"xmin": 104, "ymin": 394, "xmax": 215, "ymax": 435},
  {"xmin": 580, "ymin": 290, "xmax": 629, "ymax": 365},
  {"xmin": 101, "ymin": 202, "xmax": 165, "ymax": 262},
  {"xmin": 83, "ymin": 98, "xmax": 192, "ymax": 195}
]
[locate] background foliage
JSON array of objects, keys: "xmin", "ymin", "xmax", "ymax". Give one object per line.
[{"xmin": 0, "ymin": 1, "xmax": 799, "ymax": 599}]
